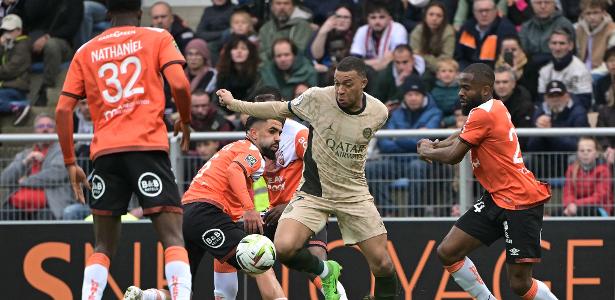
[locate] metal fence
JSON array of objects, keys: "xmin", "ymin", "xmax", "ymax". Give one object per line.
[{"xmin": 0, "ymin": 128, "xmax": 614, "ymax": 220}]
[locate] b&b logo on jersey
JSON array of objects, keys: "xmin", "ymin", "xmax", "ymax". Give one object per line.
[
  {"xmin": 202, "ymin": 228, "xmax": 225, "ymax": 248},
  {"xmin": 245, "ymin": 154, "xmax": 258, "ymax": 167},
  {"xmin": 138, "ymin": 172, "xmax": 163, "ymax": 197},
  {"xmin": 91, "ymin": 175, "xmax": 105, "ymax": 199}
]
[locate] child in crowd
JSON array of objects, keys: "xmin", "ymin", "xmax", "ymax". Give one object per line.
[
  {"xmin": 563, "ymin": 137, "xmax": 613, "ymax": 216},
  {"xmin": 430, "ymin": 58, "xmax": 460, "ymax": 128},
  {"xmin": 222, "ymin": 9, "xmax": 258, "ymax": 45}
]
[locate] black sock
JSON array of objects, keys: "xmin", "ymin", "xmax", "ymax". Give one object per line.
[
  {"xmin": 374, "ymin": 271, "xmax": 399, "ymax": 300},
  {"xmin": 282, "ymin": 247, "xmax": 324, "ymax": 275}
]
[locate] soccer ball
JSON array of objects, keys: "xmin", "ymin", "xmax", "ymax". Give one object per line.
[{"xmin": 236, "ymin": 234, "xmax": 276, "ymax": 274}]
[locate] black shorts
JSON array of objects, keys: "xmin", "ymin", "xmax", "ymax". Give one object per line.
[
  {"xmin": 182, "ymin": 202, "xmax": 246, "ymax": 273},
  {"xmin": 263, "ymin": 220, "xmax": 328, "ymax": 252},
  {"xmin": 88, "ymin": 151, "xmax": 182, "ymax": 216},
  {"xmin": 455, "ymin": 193, "xmax": 544, "ymax": 264}
]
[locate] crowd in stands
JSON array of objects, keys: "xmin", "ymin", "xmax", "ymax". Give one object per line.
[{"xmin": 0, "ymin": 0, "xmax": 614, "ymax": 219}]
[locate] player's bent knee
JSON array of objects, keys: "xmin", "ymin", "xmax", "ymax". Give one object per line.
[
  {"xmin": 369, "ymin": 254, "xmax": 395, "ymax": 277},
  {"xmin": 436, "ymin": 242, "xmax": 462, "ymax": 266},
  {"xmin": 275, "ymin": 239, "xmax": 302, "ymax": 263}
]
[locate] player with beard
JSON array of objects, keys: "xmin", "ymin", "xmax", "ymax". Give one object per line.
[
  {"xmin": 417, "ymin": 63, "xmax": 557, "ymax": 300},
  {"xmin": 125, "ymin": 116, "xmax": 287, "ymax": 300}
]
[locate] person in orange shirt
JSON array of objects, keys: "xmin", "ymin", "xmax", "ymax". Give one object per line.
[
  {"xmin": 184, "ymin": 116, "xmax": 286, "ymax": 300},
  {"xmin": 417, "ymin": 63, "xmax": 557, "ymax": 300},
  {"xmin": 54, "ymin": 1, "xmax": 193, "ymax": 299}
]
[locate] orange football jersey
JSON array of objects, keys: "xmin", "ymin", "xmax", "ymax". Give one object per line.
[
  {"xmin": 264, "ymin": 119, "xmax": 308, "ymax": 206},
  {"xmin": 182, "ymin": 140, "xmax": 265, "ymax": 221},
  {"xmin": 61, "ymin": 26, "xmax": 185, "ymax": 160},
  {"xmin": 459, "ymin": 99, "xmax": 551, "ymax": 210}
]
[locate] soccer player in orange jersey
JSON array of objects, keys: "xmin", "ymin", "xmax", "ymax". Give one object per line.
[
  {"xmin": 417, "ymin": 63, "xmax": 557, "ymax": 300},
  {"xmin": 55, "ymin": 1, "xmax": 193, "ymax": 299}
]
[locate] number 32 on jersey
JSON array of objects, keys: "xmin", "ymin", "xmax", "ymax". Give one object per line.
[{"xmin": 98, "ymin": 56, "xmax": 144, "ymax": 103}]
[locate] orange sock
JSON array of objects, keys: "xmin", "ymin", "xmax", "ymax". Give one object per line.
[
  {"xmin": 164, "ymin": 246, "xmax": 192, "ymax": 300},
  {"xmin": 311, "ymin": 276, "xmax": 323, "ymax": 289}
]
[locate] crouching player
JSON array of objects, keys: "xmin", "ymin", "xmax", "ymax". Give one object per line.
[
  {"xmin": 124, "ymin": 116, "xmax": 286, "ymax": 300},
  {"xmin": 212, "ymin": 89, "xmax": 348, "ymax": 299}
]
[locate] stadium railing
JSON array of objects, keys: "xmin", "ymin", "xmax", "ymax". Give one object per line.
[{"xmin": 0, "ymin": 128, "xmax": 614, "ymax": 220}]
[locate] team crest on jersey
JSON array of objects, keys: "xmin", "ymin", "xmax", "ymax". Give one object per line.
[
  {"xmin": 245, "ymin": 154, "xmax": 258, "ymax": 167},
  {"xmin": 202, "ymin": 228, "xmax": 225, "ymax": 248},
  {"xmin": 138, "ymin": 172, "xmax": 163, "ymax": 197},
  {"xmin": 363, "ymin": 128, "xmax": 373, "ymax": 139},
  {"xmin": 91, "ymin": 175, "xmax": 105, "ymax": 200}
]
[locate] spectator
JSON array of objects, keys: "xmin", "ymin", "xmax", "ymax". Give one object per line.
[
  {"xmin": 494, "ymin": 66, "xmax": 535, "ymax": 128},
  {"xmin": 366, "ymin": 76, "xmax": 442, "ymax": 216},
  {"xmin": 562, "ymin": 137, "xmax": 613, "ymax": 216},
  {"xmin": 596, "ymin": 51, "xmax": 615, "ymax": 163},
  {"xmin": 302, "ymin": 0, "xmax": 354, "ymax": 25},
  {"xmin": 75, "ymin": 1, "xmax": 108, "ymax": 46},
  {"xmin": 13, "ymin": 0, "xmax": 83, "ymax": 106},
  {"xmin": 293, "ymin": 82, "xmax": 310, "ymax": 98},
  {"xmin": 576, "ymin": 0, "xmax": 615, "ymax": 75},
  {"xmin": 195, "ymin": 0, "xmax": 234, "ymax": 66},
  {"xmin": 494, "ymin": 35, "xmax": 539, "ymax": 101},
  {"xmin": 190, "ymin": 91, "xmax": 234, "ymax": 133},
  {"xmin": 538, "ymin": 28, "xmax": 593, "ymax": 109},
  {"xmin": 184, "ymin": 38, "xmax": 217, "ymax": 94},
  {"xmin": 430, "ymin": 58, "xmax": 460, "ymax": 128},
  {"xmin": 595, "ymin": 46, "xmax": 615, "ymax": 108},
  {"xmin": 519, "ymin": 0, "xmax": 575, "ymax": 69},
  {"xmin": 0, "ymin": 14, "xmax": 30, "ymax": 125},
  {"xmin": 149, "ymin": 1, "xmax": 194, "ymax": 53},
  {"xmin": 220, "ymin": 9, "xmax": 259, "ymax": 46},
  {"xmin": 452, "ymin": 0, "xmax": 509, "ymax": 31},
  {"xmin": 528, "ymin": 80, "xmax": 589, "ymax": 151},
  {"xmin": 0, "ymin": 0, "xmax": 17, "ymax": 17},
  {"xmin": 409, "ymin": 1, "xmax": 456, "ymax": 73},
  {"xmin": 313, "ymin": 31, "xmax": 351, "ymax": 86},
  {"xmin": 454, "ymin": 0, "xmax": 517, "ymax": 69},
  {"xmin": 309, "ymin": 5, "xmax": 355, "ymax": 64},
  {"xmin": 216, "ymin": 35, "xmax": 261, "ymax": 103},
  {"xmin": 373, "ymin": 45, "xmax": 424, "ymax": 109},
  {"xmin": 0, "ymin": 113, "xmax": 74, "ymax": 220},
  {"xmin": 257, "ymin": 0, "xmax": 313, "ymax": 64},
  {"xmin": 506, "ymin": 0, "xmax": 534, "ymax": 29},
  {"xmin": 184, "ymin": 140, "xmax": 220, "ymax": 189},
  {"xmin": 259, "ymin": 38, "xmax": 317, "ymax": 100},
  {"xmin": 350, "ymin": 2, "xmax": 408, "ymax": 71}
]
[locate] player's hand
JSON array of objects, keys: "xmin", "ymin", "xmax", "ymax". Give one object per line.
[
  {"xmin": 417, "ymin": 140, "xmax": 434, "ymax": 163},
  {"xmin": 173, "ymin": 120, "xmax": 191, "ymax": 152},
  {"xmin": 67, "ymin": 164, "xmax": 91, "ymax": 204},
  {"xmin": 264, "ymin": 204, "xmax": 287, "ymax": 225},
  {"xmin": 243, "ymin": 210, "xmax": 264, "ymax": 234},
  {"xmin": 216, "ymin": 89, "xmax": 234, "ymax": 107}
]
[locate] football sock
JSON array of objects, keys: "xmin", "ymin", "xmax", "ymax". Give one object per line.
[
  {"xmin": 522, "ymin": 279, "xmax": 557, "ymax": 300},
  {"xmin": 281, "ymin": 247, "xmax": 324, "ymax": 275},
  {"xmin": 374, "ymin": 272, "xmax": 399, "ymax": 300},
  {"xmin": 82, "ymin": 252, "xmax": 110, "ymax": 300},
  {"xmin": 213, "ymin": 266, "xmax": 238, "ymax": 300},
  {"xmin": 164, "ymin": 246, "xmax": 192, "ymax": 300},
  {"xmin": 319, "ymin": 260, "xmax": 329, "ymax": 278},
  {"xmin": 445, "ymin": 257, "xmax": 495, "ymax": 300}
]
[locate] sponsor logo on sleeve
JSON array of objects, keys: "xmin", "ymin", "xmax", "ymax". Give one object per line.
[{"xmin": 245, "ymin": 154, "xmax": 258, "ymax": 167}]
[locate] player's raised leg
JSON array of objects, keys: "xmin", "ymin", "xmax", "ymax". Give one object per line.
[
  {"xmin": 151, "ymin": 212, "xmax": 192, "ymax": 300},
  {"xmin": 82, "ymin": 215, "xmax": 121, "ymax": 300},
  {"xmin": 506, "ymin": 264, "xmax": 557, "ymax": 300},
  {"xmin": 307, "ymin": 243, "xmax": 348, "ymax": 300},
  {"xmin": 437, "ymin": 226, "xmax": 495, "ymax": 300}
]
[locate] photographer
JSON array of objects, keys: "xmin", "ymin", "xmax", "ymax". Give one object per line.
[{"xmin": 0, "ymin": 14, "xmax": 31, "ymax": 125}]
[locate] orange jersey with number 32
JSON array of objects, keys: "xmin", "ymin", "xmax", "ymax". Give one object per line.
[
  {"xmin": 61, "ymin": 26, "xmax": 185, "ymax": 160},
  {"xmin": 459, "ymin": 99, "xmax": 551, "ymax": 210}
]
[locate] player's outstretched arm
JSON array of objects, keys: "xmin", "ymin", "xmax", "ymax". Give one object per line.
[
  {"xmin": 433, "ymin": 131, "xmax": 461, "ymax": 148},
  {"xmin": 418, "ymin": 136, "xmax": 470, "ymax": 165},
  {"xmin": 227, "ymin": 162, "xmax": 264, "ymax": 234},
  {"xmin": 217, "ymin": 89, "xmax": 294, "ymax": 119}
]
